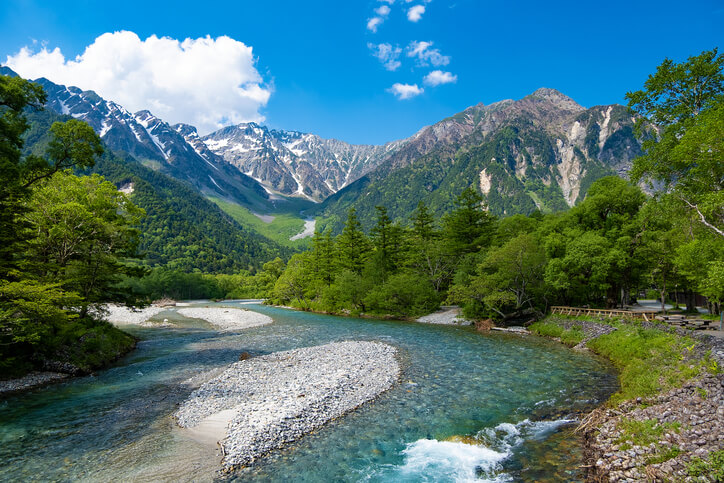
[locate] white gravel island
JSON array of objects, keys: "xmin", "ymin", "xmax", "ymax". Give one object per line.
[
  {"xmin": 174, "ymin": 341, "xmax": 400, "ymax": 471},
  {"xmin": 176, "ymin": 307, "xmax": 272, "ymax": 331}
]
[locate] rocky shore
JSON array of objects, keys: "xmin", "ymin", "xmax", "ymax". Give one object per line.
[
  {"xmin": 589, "ymin": 374, "xmax": 724, "ymax": 481},
  {"xmin": 539, "ymin": 318, "xmax": 724, "ymax": 481},
  {"xmin": 174, "ymin": 341, "xmax": 400, "ymax": 471},
  {"xmin": 416, "ymin": 306, "xmax": 471, "ymax": 325},
  {"xmin": 0, "ymin": 371, "xmax": 70, "ymax": 397}
]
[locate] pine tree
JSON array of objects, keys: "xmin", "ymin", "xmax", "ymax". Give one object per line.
[
  {"xmin": 336, "ymin": 208, "xmax": 370, "ymax": 274},
  {"xmin": 442, "ymin": 187, "xmax": 496, "ymax": 254}
]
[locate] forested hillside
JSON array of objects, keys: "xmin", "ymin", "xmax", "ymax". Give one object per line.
[
  {"xmin": 271, "ymin": 51, "xmax": 723, "ymax": 321},
  {"xmin": 24, "ymin": 108, "xmax": 290, "ymax": 273}
]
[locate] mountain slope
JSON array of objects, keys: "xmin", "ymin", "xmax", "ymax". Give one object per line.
[
  {"xmin": 21, "ymin": 99, "xmax": 289, "ymax": 273},
  {"xmin": 202, "ymin": 123, "xmax": 406, "ymax": 201},
  {"xmin": 316, "ymin": 88, "xmax": 644, "ymax": 230},
  {"xmin": 22, "ymin": 72, "xmax": 275, "ymax": 213}
]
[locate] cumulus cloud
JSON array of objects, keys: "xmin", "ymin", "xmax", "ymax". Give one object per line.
[
  {"xmin": 367, "ymin": 1, "xmax": 394, "ymax": 32},
  {"xmin": 407, "ymin": 5, "xmax": 426, "ymax": 22},
  {"xmin": 367, "ymin": 17, "xmax": 385, "ymax": 32},
  {"xmin": 387, "ymin": 83, "xmax": 423, "ymax": 100},
  {"xmin": 424, "ymin": 70, "xmax": 457, "ymax": 86},
  {"xmin": 5, "ymin": 31, "xmax": 271, "ymax": 134},
  {"xmin": 368, "ymin": 43, "xmax": 402, "ymax": 71},
  {"xmin": 406, "ymin": 40, "xmax": 450, "ymax": 67}
]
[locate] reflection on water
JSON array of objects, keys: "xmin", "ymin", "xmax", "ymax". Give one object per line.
[{"xmin": 0, "ymin": 303, "xmax": 617, "ymax": 481}]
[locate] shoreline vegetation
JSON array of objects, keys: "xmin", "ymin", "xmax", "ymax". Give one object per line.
[{"xmin": 530, "ymin": 315, "xmax": 724, "ymax": 481}]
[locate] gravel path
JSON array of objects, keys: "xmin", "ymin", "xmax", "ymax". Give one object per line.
[
  {"xmin": 176, "ymin": 307, "xmax": 272, "ymax": 331},
  {"xmin": 174, "ymin": 341, "xmax": 400, "ymax": 471}
]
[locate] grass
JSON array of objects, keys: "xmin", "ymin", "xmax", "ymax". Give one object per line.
[
  {"xmin": 586, "ymin": 322, "xmax": 703, "ymax": 406},
  {"xmin": 687, "ymin": 449, "xmax": 724, "ymax": 480},
  {"xmin": 529, "ymin": 321, "xmax": 585, "ymax": 346},
  {"xmin": 615, "ymin": 418, "xmax": 683, "ymax": 465},
  {"xmin": 208, "ymin": 196, "xmax": 312, "ymax": 248},
  {"xmin": 534, "ymin": 315, "xmax": 715, "ymax": 406},
  {"xmin": 615, "ymin": 419, "xmax": 681, "ymax": 449}
]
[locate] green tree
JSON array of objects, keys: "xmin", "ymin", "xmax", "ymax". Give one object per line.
[
  {"xmin": 442, "ymin": 187, "xmax": 496, "ymax": 254},
  {"xmin": 411, "ymin": 201, "xmax": 437, "ymax": 241},
  {"xmin": 271, "ymin": 253, "xmax": 316, "ymax": 309},
  {"xmin": 0, "ymin": 74, "xmax": 46, "ymax": 275},
  {"xmin": 311, "ymin": 229, "xmax": 336, "ymax": 286},
  {"xmin": 23, "ymin": 171, "xmax": 144, "ymax": 314},
  {"xmin": 369, "ymin": 205, "xmax": 405, "ymax": 279},
  {"xmin": 627, "ymin": 49, "xmax": 724, "ymax": 238},
  {"xmin": 471, "ymin": 233, "xmax": 548, "ymax": 318},
  {"xmin": 336, "ymin": 208, "xmax": 370, "ymax": 274}
]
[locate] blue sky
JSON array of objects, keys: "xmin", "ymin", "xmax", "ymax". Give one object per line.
[{"xmin": 1, "ymin": 0, "xmax": 722, "ymax": 144}]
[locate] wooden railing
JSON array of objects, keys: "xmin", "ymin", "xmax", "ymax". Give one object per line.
[{"xmin": 550, "ymin": 306, "xmax": 658, "ymax": 322}]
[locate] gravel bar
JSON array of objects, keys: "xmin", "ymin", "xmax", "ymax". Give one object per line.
[
  {"xmin": 0, "ymin": 372, "xmax": 70, "ymax": 397},
  {"xmin": 102, "ymin": 304, "xmax": 166, "ymax": 325},
  {"xmin": 176, "ymin": 307, "xmax": 272, "ymax": 331},
  {"xmin": 174, "ymin": 341, "xmax": 400, "ymax": 471}
]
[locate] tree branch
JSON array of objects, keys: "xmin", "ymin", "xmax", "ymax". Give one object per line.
[{"xmin": 679, "ymin": 195, "xmax": 724, "ymax": 238}]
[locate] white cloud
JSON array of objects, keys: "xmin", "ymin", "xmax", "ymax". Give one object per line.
[
  {"xmin": 368, "ymin": 43, "xmax": 402, "ymax": 71},
  {"xmin": 406, "ymin": 40, "xmax": 450, "ymax": 67},
  {"xmin": 368, "ymin": 2, "xmax": 394, "ymax": 33},
  {"xmin": 367, "ymin": 16, "xmax": 384, "ymax": 32},
  {"xmin": 407, "ymin": 5, "xmax": 426, "ymax": 22},
  {"xmin": 424, "ymin": 70, "xmax": 457, "ymax": 86},
  {"xmin": 5, "ymin": 31, "xmax": 271, "ymax": 135},
  {"xmin": 387, "ymin": 83, "xmax": 423, "ymax": 100}
]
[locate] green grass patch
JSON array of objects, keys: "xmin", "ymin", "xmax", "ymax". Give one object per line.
[
  {"xmin": 209, "ymin": 196, "xmax": 312, "ymax": 248},
  {"xmin": 687, "ymin": 449, "xmax": 724, "ymax": 480},
  {"xmin": 529, "ymin": 321, "xmax": 585, "ymax": 346},
  {"xmin": 646, "ymin": 445, "xmax": 682, "ymax": 465},
  {"xmin": 616, "ymin": 419, "xmax": 681, "ymax": 449},
  {"xmin": 586, "ymin": 323, "xmax": 702, "ymax": 406}
]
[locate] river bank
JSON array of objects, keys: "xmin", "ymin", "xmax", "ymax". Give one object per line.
[{"xmin": 530, "ymin": 316, "xmax": 724, "ymax": 481}]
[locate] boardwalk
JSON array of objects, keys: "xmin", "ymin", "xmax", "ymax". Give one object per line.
[{"xmin": 550, "ymin": 306, "xmax": 658, "ymax": 321}]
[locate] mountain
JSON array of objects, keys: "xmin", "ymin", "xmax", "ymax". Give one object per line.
[
  {"xmin": 29, "ymin": 73, "xmax": 275, "ymax": 212},
  {"xmin": 202, "ymin": 123, "xmax": 406, "ymax": 201},
  {"xmin": 315, "ymin": 88, "xmax": 645, "ymax": 230},
  {"xmin": 20, "ymin": 105, "xmax": 288, "ymax": 273}
]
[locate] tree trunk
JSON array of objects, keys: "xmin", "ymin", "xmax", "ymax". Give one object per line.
[{"xmin": 685, "ymin": 290, "xmax": 696, "ymax": 313}]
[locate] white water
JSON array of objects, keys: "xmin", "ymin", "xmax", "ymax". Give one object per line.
[{"xmin": 368, "ymin": 418, "xmax": 577, "ymax": 482}]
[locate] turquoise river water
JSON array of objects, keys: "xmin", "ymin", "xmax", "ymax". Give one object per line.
[{"xmin": 0, "ymin": 302, "xmax": 617, "ymax": 482}]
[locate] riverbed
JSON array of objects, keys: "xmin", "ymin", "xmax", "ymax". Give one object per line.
[{"xmin": 0, "ymin": 301, "xmax": 617, "ymax": 481}]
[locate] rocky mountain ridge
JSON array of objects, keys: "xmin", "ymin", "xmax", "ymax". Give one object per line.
[
  {"xmin": 22, "ymin": 71, "xmax": 272, "ymax": 210},
  {"xmin": 316, "ymin": 87, "xmax": 645, "ymax": 229},
  {"xmin": 202, "ymin": 123, "xmax": 407, "ymax": 201},
  {"xmin": 3, "ymin": 66, "xmax": 645, "ymax": 228}
]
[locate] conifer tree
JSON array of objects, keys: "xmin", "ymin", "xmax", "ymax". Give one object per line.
[{"xmin": 336, "ymin": 208, "xmax": 370, "ymax": 274}]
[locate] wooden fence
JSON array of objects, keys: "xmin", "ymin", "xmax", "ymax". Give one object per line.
[{"xmin": 550, "ymin": 306, "xmax": 658, "ymax": 321}]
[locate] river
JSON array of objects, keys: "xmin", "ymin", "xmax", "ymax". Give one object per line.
[{"xmin": 0, "ymin": 301, "xmax": 617, "ymax": 482}]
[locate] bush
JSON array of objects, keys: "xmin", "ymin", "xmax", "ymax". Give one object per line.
[{"xmin": 363, "ymin": 273, "xmax": 440, "ymax": 318}]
